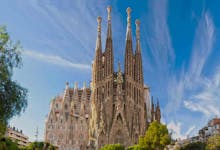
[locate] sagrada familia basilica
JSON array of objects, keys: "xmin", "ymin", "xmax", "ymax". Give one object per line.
[{"xmin": 44, "ymin": 6, "xmax": 161, "ymax": 150}]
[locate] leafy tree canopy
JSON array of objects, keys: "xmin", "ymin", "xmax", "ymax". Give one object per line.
[
  {"xmin": 127, "ymin": 144, "xmax": 147, "ymax": 150},
  {"xmin": 21, "ymin": 141, "xmax": 56, "ymax": 150},
  {"xmin": 206, "ymin": 134, "xmax": 220, "ymax": 150},
  {"xmin": 0, "ymin": 25, "xmax": 28, "ymax": 137},
  {"xmin": 140, "ymin": 121, "xmax": 171, "ymax": 150},
  {"xmin": 0, "ymin": 137, "xmax": 19, "ymax": 150},
  {"xmin": 180, "ymin": 142, "xmax": 206, "ymax": 150},
  {"xmin": 100, "ymin": 143, "xmax": 125, "ymax": 150}
]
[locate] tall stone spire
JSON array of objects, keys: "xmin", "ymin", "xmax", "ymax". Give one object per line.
[
  {"xmin": 96, "ymin": 16, "xmax": 102, "ymax": 51},
  {"xmin": 74, "ymin": 82, "xmax": 78, "ymax": 90},
  {"xmin": 94, "ymin": 17, "xmax": 103, "ymax": 82},
  {"xmin": 106, "ymin": 6, "xmax": 112, "ymax": 39},
  {"xmin": 125, "ymin": 7, "xmax": 134, "ymax": 78},
  {"xmin": 83, "ymin": 81, "xmax": 86, "ymax": 89},
  {"xmin": 151, "ymin": 96, "xmax": 155, "ymax": 122},
  {"xmin": 135, "ymin": 19, "xmax": 143, "ymax": 84},
  {"xmin": 65, "ymin": 82, "xmax": 69, "ymax": 89},
  {"xmin": 126, "ymin": 7, "xmax": 132, "ymax": 41},
  {"xmin": 63, "ymin": 82, "xmax": 70, "ymax": 102},
  {"xmin": 105, "ymin": 6, "xmax": 114, "ymax": 76},
  {"xmin": 135, "ymin": 19, "xmax": 141, "ymax": 53},
  {"xmin": 155, "ymin": 99, "xmax": 161, "ymax": 123}
]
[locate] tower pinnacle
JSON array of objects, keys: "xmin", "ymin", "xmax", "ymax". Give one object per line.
[
  {"xmin": 135, "ymin": 19, "xmax": 141, "ymax": 53},
  {"xmin": 83, "ymin": 81, "xmax": 86, "ymax": 89},
  {"xmin": 65, "ymin": 82, "xmax": 69, "ymax": 89},
  {"xmin": 74, "ymin": 82, "xmax": 78, "ymax": 89},
  {"xmin": 107, "ymin": 6, "xmax": 111, "ymax": 21},
  {"xmin": 96, "ymin": 16, "xmax": 102, "ymax": 51},
  {"xmin": 126, "ymin": 7, "xmax": 132, "ymax": 40},
  {"xmin": 135, "ymin": 20, "xmax": 140, "ymax": 39},
  {"xmin": 106, "ymin": 6, "xmax": 112, "ymax": 38},
  {"xmin": 97, "ymin": 16, "xmax": 102, "ymax": 32},
  {"xmin": 126, "ymin": 7, "xmax": 131, "ymax": 27}
]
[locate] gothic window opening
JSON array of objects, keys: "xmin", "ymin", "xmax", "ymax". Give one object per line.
[{"xmin": 117, "ymin": 114, "xmax": 122, "ymax": 122}]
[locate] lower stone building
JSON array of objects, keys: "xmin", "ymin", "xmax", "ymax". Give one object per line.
[
  {"xmin": 198, "ymin": 117, "xmax": 220, "ymax": 142},
  {"xmin": 5, "ymin": 126, "xmax": 29, "ymax": 147},
  {"xmin": 45, "ymin": 83, "xmax": 91, "ymax": 150}
]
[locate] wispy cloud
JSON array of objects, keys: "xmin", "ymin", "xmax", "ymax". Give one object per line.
[
  {"xmin": 185, "ymin": 125, "xmax": 196, "ymax": 137},
  {"xmin": 165, "ymin": 12, "xmax": 215, "ymax": 115},
  {"xmin": 144, "ymin": 0, "xmax": 175, "ymax": 72},
  {"xmin": 184, "ymin": 68, "xmax": 220, "ymax": 117},
  {"xmin": 167, "ymin": 121, "xmax": 196, "ymax": 139},
  {"xmin": 20, "ymin": 0, "xmax": 124, "ymax": 64},
  {"xmin": 23, "ymin": 50, "xmax": 90, "ymax": 70}
]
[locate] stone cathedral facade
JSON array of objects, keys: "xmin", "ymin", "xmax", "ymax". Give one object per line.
[{"xmin": 45, "ymin": 6, "xmax": 161, "ymax": 150}]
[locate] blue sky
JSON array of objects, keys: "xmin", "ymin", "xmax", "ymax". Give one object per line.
[{"xmin": 1, "ymin": 0, "xmax": 220, "ymax": 141}]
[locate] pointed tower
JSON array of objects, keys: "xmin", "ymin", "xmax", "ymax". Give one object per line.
[
  {"xmin": 151, "ymin": 97, "xmax": 155, "ymax": 122},
  {"xmin": 93, "ymin": 16, "xmax": 103, "ymax": 83},
  {"xmin": 124, "ymin": 7, "xmax": 134, "ymax": 78},
  {"xmin": 155, "ymin": 99, "xmax": 161, "ymax": 123},
  {"xmin": 90, "ymin": 16, "xmax": 105, "ymax": 150},
  {"xmin": 134, "ymin": 19, "xmax": 143, "ymax": 84},
  {"xmin": 104, "ymin": 6, "xmax": 114, "ymax": 76},
  {"xmin": 63, "ymin": 82, "xmax": 70, "ymax": 102}
]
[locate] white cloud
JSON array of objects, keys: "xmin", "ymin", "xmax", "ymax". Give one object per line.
[
  {"xmin": 144, "ymin": 0, "xmax": 175, "ymax": 72},
  {"xmin": 23, "ymin": 0, "xmax": 124, "ymax": 63},
  {"xmin": 163, "ymin": 10, "xmax": 217, "ymax": 140},
  {"xmin": 23, "ymin": 50, "xmax": 90, "ymax": 70},
  {"xmin": 167, "ymin": 121, "xmax": 185, "ymax": 139},
  {"xmin": 165, "ymin": 12, "xmax": 216, "ymax": 116},
  {"xmin": 184, "ymin": 68, "xmax": 220, "ymax": 117},
  {"xmin": 167, "ymin": 121, "xmax": 196, "ymax": 140}
]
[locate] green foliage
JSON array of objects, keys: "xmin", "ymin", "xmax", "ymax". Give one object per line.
[
  {"xmin": 0, "ymin": 25, "xmax": 28, "ymax": 136},
  {"xmin": 127, "ymin": 145, "xmax": 147, "ymax": 150},
  {"xmin": 22, "ymin": 141, "xmax": 56, "ymax": 150},
  {"xmin": 0, "ymin": 137, "xmax": 19, "ymax": 150},
  {"xmin": 0, "ymin": 121, "xmax": 6, "ymax": 138},
  {"xmin": 206, "ymin": 134, "xmax": 220, "ymax": 150},
  {"xmin": 180, "ymin": 142, "xmax": 206, "ymax": 150},
  {"xmin": 100, "ymin": 143, "xmax": 125, "ymax": 150},
  {"xmin": 141, "ymin": 121, "xmax": 171, "ymax": 150}
]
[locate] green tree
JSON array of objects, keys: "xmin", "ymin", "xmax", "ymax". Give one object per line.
[
  {"xmin": 0, "ymin": 26, "xmax": 27, "ymax": 137},
  {"xmin": 127, "ymin": 145, "xmax": 147, "ymax": 150},
  {"xmin": 180, "ymin": 142, "xmax": 206, "ymax": 150},
  {"xmin": 21, "ymin": 141, "xmax": 56, "ymax": 150},
  {"xmin": 206, "ymin": 134, "xmax": 220, "ymax": 150},
  {"xmin": 141, "ymin": 121, "xmax": 171, "ymax": 150},
  {"xmin": 100, "ymin": 143, "xmax": 125, "ymax": 150},
  {"xmin": 0, "ymin": 137, "xmax": 19, "ymax": 150}
]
